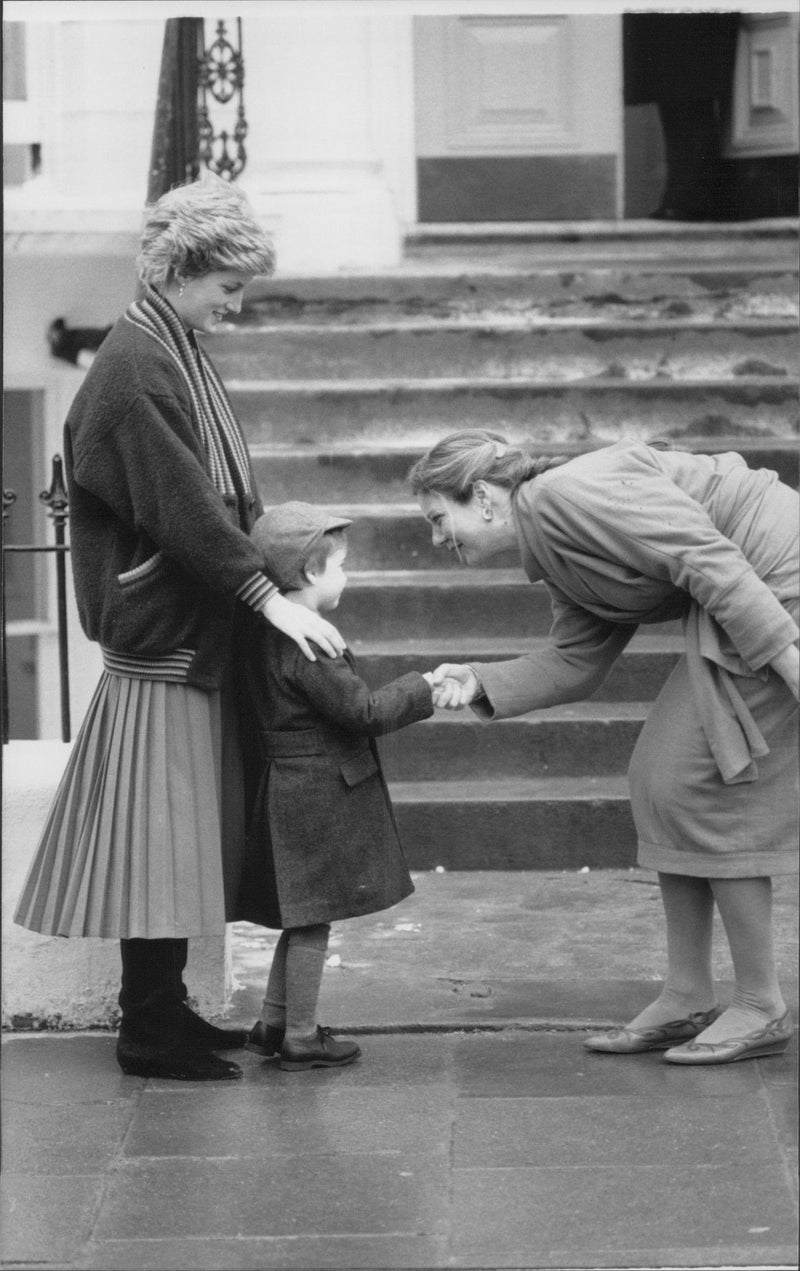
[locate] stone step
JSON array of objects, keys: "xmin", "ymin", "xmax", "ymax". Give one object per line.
[
  {"xmin": 351, "ymin": 635, "xmax": 682, "ymax": 703},
  {"xmin": 246, "ymin": 232, "xmax": 798, "ymax": 313},
  {"xmin": 378, "ymin": 702, "xmax": 647, "ymax": 781},
  {"xmin": 324, "ymin": 504, "xmax": 475, "ymax": 571},
  {"xmin": 253, "ymin": 438, "xmax": 800, "ymax": 502},
  {"xmin": 209, "ymin": 321, "xmax": 798, "ymax": 383},
  {"xmin": 234, "ymin": 377, "xmax": 799, "ymax": 448},
  {"xmin": 335, "ymin": 570, "xmax": 683, "ymax": 641},
  {"xmin": 389, "ymin": 776, "xmax": 636, "ymax": 870},
  {"xmin": 402, "ymin": 220, "xmax": 799, "ymax": 270}
]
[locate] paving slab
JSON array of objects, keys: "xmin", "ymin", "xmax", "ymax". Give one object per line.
[
  {"xmin": 2, "ymin": 1032, "xmax": 798, "ymax": 1271},
  {"xmin": 450, "ymin": 1162, "xmax": 797, "ymax": 1268},
  {"xmin": 2, "ymin": 868, "xmax": 797, "ymax": 1271},
  {"xmin": 229, "ymin": 869, "xmax": 799, "ymax": 1032}
]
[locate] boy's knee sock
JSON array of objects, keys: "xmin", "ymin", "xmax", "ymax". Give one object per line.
[
  {"xmin": 284, "ymin": 924, "xmax": 330, "ymax": 1044},
  {"xmin": 260, "ymin": 931, "xmax": 290, "ymax": 1027}
]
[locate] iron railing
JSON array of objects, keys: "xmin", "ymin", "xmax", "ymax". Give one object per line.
[
  {"xmin": 198, "ymin": 18, "xmax": 248, "ymax": 180},
  {"xmin": 2, "ymin": 455, "xmax": 71, "ymax": 743}
]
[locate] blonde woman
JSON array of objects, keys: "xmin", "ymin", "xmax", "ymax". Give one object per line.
[
  {"xmin": 411, "ymin": 431, "xmax": 798, "ymax": 1065},
  {"xmin": 15, "ymin": 176, "xmax": 345, "ymax": 1080}
]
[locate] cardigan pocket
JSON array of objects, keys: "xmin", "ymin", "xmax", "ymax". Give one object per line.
[
  {"xmin": 118, "ymin": 550, "xmax": 164, "ymax": 586},
  {"xmin": 104, "ymin": 548, "xmax": 204, "ymax": 657},
  {"xmin": 339, "ymin": 751, "xmax": 379, "ymax": 788}
]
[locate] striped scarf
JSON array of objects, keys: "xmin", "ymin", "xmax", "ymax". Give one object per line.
[{"xmin": 126, "ymin": 287, "xmax": 252, "ymax": 500}]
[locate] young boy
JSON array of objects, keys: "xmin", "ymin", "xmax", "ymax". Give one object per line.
[{"xmin": 238, "ymin": 502, "xmax": 435, "ymax": 1071}]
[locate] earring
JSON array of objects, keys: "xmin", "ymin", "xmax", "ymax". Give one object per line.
[
  {"xmin": 481, "ymin": 508, "xmax": 493, "ymax": 521},
  {"xmin": 178, "ymin": 280, "xmax": 186, "ymax": 298}
]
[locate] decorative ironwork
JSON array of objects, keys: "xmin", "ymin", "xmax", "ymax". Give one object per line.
[
  {"xmin": 198, "ymin": 19, "xmax": 248, "ymax": 180},
  {"xmin": 2, "ymin": 458, "xmax": 74, "ymax": 742},
  {"xmin": 2, "ymin": 488, "xmax": 18, "ymax": 743},
  {"xmin": 39, "ymin": 456, "xmax": 72, "ymax": 741}
]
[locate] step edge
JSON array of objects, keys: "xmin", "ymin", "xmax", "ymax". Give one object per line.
[
  {"xmin": 403, "ymin": 218, "xmax": 799, "ymax": 240},
  {"xmin": 389, "ymin": 776, "xmax": 632, "ymax": 799},
  {"xmin": 251, "ymin": 438, "xmax": 800, "ymax": 457},
  {"xmin": 223, "ymin": 318, "xmax": 800, "ymax": 336},
  {"xmin": 230, "ymin": 374, "xmax": 800, "ymax": 393},
  {"xmin": 350, "ymin": 634, "xmax": 685, "ymax": 653}
]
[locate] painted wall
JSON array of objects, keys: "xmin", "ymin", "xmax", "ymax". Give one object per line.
[{"xmin": 5, "ymin": 13, "xmax": 414, "ymax": 273}]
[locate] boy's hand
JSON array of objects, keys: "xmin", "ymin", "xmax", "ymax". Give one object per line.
[
  {"xmin": 259, "ymin": 593, "xmax": 346, "ymax": 662},
  {"xmin": 429, "ymin": 664, "xmax": 481, "ymax": 710}
]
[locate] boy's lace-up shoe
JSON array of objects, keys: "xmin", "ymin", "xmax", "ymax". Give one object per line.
[
  {"xmin": 245, "ymin": 1020, "xmax": 285, "ymax": 1058},
  {"xmin": 280, "ymin": 1026, "xmax": 361, "ymax": 1071}
]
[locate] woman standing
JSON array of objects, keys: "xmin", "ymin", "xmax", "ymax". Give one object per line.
[
  {"xmin": 14, "ymin": 176, "xmax": 345, "ymax": 1081},
  {"xmin": 411, "ymin": 432, "xmax": 798, "ymax": 1064},
  {"xmin": 623, "ymin": 11, "xmax": 740, "ymax": 220}
]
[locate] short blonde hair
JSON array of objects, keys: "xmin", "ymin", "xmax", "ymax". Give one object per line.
[{"xmin": 137, "ymin": 172, "xmax": 276, "ymax": 288}]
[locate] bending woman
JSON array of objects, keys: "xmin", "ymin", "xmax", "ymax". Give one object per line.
[
  {"xmin": 411, "ymin": 432, "xmax": 798, "ymax": 1065},
  {"xmin": 14, "ymin": 175, "xmax": 345, "ymax": 1081}
]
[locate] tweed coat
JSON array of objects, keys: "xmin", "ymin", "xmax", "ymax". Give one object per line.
[{"xmin": 236, "ymin": 625, "xmax": 434, "ymax": 928}]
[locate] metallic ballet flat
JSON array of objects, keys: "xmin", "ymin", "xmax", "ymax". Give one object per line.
[
  {"xmin": 583, "ymin": 1006, "xmax": 723, "ymax": 1054},
  {"xmin": 664, "ymin": 1010, "xmax": 794, "ymax": 1065}
]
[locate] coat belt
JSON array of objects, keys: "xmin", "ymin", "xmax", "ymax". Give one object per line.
[{"xmin": 260, "ymin": 728, "xmax": 325, "ymax": 757}]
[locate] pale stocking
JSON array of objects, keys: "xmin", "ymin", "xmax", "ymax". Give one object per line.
[
  {"xmin": 625, "ymin": 872, "xmax": 718, "ymax": 1031},
  {"xmin": 690, "ymin": 877, "xmax": 786, "ymax": 1043}
]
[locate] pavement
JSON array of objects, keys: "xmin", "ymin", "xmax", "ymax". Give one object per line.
[{"xmin": 2, "ymin": 869, "xmax": 797, "ymax": 1271}]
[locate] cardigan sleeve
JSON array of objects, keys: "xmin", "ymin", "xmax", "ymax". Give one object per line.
[
  {"xmin": 291, "ymin": 652, "xmax": 434, "ymax": 737},
  {"xmin": 534, "ymin": 468, "xmax": 798, "ymax": 671},
  {"xmin": 72, "ymin": 388, "xmax": 273, "ymax": 600},
  {"xmin": 470, "ymin": 588, "xmax": 636, "ymax": 719}
]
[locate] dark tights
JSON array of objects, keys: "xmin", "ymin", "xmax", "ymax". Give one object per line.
[{"xmin": 118, "ymin": 937, "xmax": 189, "ymax": 1043}]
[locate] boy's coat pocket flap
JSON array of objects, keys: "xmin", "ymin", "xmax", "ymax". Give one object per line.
[{"xmin": 339, "ymin": 751, "xmax": 378, "ymax": 787}]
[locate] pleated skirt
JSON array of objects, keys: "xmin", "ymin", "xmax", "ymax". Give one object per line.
[{"xmin": 13, "ymin": 671, "xmax": 246, "ymax": 939}]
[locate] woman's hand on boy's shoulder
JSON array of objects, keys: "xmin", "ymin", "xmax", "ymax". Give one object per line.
[{"xmin": 258, "ymin": 593, "xmax": 346, "ymax": 662}]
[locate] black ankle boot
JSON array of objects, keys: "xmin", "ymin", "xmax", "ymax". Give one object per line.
[
  {"xmin": 116, "ymin": 1034, "xmax": 242, "ymax": 1080},
  {"xmin": 117, "ymin": 995, "xmax": 242, "ymax": 1081},
  {"xmin": 178, "ymin": 1002, "xmax": 247, "ymax": 1051},
  {"xmin": 117, "ymin": 941, "xmax": 242, "ymax": 1080}
]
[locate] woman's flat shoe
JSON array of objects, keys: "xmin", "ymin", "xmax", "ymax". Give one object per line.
[
  {"xmin": 244, "ymin": 1020, "xmax": 285, "ymax": 1058},
  {"xmin": 179, "ymin": 1003, "xmax": 247, "ymax": 1051},
  {"xmin": 664, "ymin": 1010, "xmax": 793, "ymax": 1065},
  {"xmin": 584, "ymin": 1006, "xmax": 722, "ymax": 1054}
]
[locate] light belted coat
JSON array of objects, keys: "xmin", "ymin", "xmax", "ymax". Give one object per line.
[
  {"xmin": 236, "ymin": 625, "xmax": 433, "ymax": 929},
  {"xmin": 470, "ymin": 440, "xmax": 799, "ymax": 877}
]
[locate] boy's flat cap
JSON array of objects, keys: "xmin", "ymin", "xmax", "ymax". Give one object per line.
[{"xmin": 252, "ymin": 501, "xmax": 351, "ymax": 590}]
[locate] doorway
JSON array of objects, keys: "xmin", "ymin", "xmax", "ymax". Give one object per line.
[{"xmin": 413, "ymin": 13, "xmax": 622, "ymax": 223}]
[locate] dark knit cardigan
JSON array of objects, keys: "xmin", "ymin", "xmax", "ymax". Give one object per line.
[{"xmin": 64, "ymin": 303, "xmax": 272, "ymax": 690}]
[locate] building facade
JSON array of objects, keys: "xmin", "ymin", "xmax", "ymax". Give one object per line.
[{"xmin": 3, "ymin": 2, "xmax": 799, "ymax": 737}]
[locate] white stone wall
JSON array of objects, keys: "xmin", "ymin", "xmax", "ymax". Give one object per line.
[
  {"xmin": 2, "ymin": 742, "xmax": 230, "ymax": 1029},
  {"xmin": 4, "ymin": 10, "xmax": 414, "ymax": 272}
]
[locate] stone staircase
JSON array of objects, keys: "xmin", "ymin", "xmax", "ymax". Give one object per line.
[{"xmin": 207, "ymin": 223, "xmax": 799, "ymax": 870}]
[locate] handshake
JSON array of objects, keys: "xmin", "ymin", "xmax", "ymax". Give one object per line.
[{"xmin": 421, "ymin": 664, "xmax": 481, "ymax": 710}]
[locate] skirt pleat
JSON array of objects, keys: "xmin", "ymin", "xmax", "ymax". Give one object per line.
[{"xmin": 13, "ymin": 673, "xmax": 235, "ymax": 939}]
